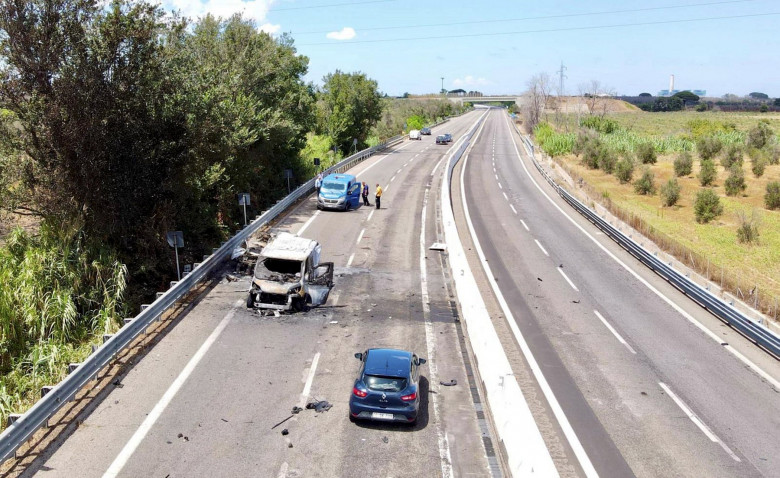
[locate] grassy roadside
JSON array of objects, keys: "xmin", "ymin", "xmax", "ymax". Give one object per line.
[{"xmin": 535, "ymin": 109, "xmax": 780, "ymax": 318}]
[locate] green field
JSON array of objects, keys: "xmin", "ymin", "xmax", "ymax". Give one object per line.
[{"xmin": 540, "ymin": 109, "xmax": 780, "ymax": 317}]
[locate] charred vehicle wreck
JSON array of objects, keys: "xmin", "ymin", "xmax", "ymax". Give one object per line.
[{"xmin": 247, "ymin": 232, "xmax": 334, "ymax": 312}]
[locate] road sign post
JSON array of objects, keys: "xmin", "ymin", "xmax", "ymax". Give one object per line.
[
  {"xmin": 284, "ymin": 169, "xmax": 293, "ymax": 194},
  {"xmin": 238, "ymin": 193, "xmax": 250, "ymax": 226},
  {"xmin": 166, "ymin": 231, "xmax": 184, "ymax": 280}
]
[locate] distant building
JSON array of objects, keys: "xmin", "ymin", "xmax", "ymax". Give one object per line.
[{"xmin": 657, "ymin": 89, "xmax": 707, "ymax": 97}]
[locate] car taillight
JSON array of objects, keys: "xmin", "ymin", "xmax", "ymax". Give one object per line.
[
  {"xmin": 401, "ymin": 391, "xmax": 417, "ymax": 401},
  {"xmin": 352, "ymin": 387, "xmax": 367, "ymax": 398}
]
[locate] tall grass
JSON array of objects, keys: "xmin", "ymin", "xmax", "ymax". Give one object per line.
[
  {"xmin": 535, "ymin": 122, "xmax": 575, "ymax": 157},
  {"xmin": 0, "ymin": 224, "xmax": 126, "ymax": 427}
]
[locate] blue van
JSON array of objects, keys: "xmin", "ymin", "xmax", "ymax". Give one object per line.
[{"xmin": 317, "ymin": 173, "xmax": 362, "ymax": 211}]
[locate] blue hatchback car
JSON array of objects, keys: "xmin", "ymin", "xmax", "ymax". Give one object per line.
[{"xmin": 349, "ymin": 348, "xmax": 426, "ymax": 424}]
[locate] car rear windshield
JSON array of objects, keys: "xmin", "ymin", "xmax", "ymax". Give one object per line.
[
  {"xmin": 364, "ymin": 375, "xmax": 407, "ymax": 392},
  {"xmin": 322, "ymin": 181, "xmax": 346, "ymax": 192}
]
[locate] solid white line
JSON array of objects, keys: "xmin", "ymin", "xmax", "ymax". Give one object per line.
[
  {"xmin": 430, "ymin": 157, "xmax": 445, "ymax": 177},
  {"xmin": 299, "ymin": 352, "xmax": 321, "ymax": 408},
  {"xmin": 520, "ymin": 219, "xmax": 529, "ymax": 231},
  {"xmin": 461, "ymin": 121, "xmax": 598, "ymax": 478},
  {"xmin": 297, "ymin": 210, "xmax": 320, "ymax": 236},
  {"xmin": 534, "ymin": 239, "xmax": 549, "ymax": 257},
  {"xmin": 104, "ymin": 300, "xmax": 243, "ymax": 478},
  {"xmin": 346, "ymin": 253, "xmax": 355, "ymax": 267},
  {"xmin": 502, "ymin": 113, "xmax": 780, "ymax": 391},
  {"xmin": 367, "ymin": 209, "xmax": 375, "ymax": 222},
  {"xmin": 510, "ymin": 204, "xmax": 518, "ymax": 215},
  {"xmin": 594, "ymin": 310, "xmax": 636, "ymax": 354},
  {"xmin": 356, "ymin": 228, "xmax": 365, "ymax": 244},
  {"xmin": 421, "ymin": 170, "xmax": 454, "ymax": 478},
  {"xmin": 658, "ymin": 382, "xmax": 741, "ymax": 462},
  {"xmin": 557, "ymin": 267, "xmax": 579, "ymax": 292},
  {"xmin": 502, "ymin": 192, "xmax": 509, "ymax": 201}
]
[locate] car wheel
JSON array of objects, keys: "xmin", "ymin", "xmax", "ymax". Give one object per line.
[{"xmin": 246, "ymin": 292, "xmax": 254, "ymax": 309}]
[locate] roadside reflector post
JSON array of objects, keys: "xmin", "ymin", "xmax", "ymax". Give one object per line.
[{"xmin": 166, "ymin": 231, "xmax": 184, "ymax": 281}]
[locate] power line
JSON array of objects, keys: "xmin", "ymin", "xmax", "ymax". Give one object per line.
[
  {"xmin": 299, "ymin": 11, "xmax": 780, "ymax": 45},
  {"xmin": 272, "ymin": 0, "xmax": 393, "ymax": 12},
  {"xmin": 291, "ymin": 0, "xmax": 759, "ymax": 34}
]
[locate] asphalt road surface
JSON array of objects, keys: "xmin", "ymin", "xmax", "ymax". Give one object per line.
[
  {"xmin": 454, "ymin": 109, "xmax": 780, "ymax": 477},
  {"xmin": 29, "ymin": 111, "xmax": 497, "ymax": 478}
]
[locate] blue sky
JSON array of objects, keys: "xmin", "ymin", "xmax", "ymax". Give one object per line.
[{"xmin": 159, "ymin": 0, "xmax": 780, "ymax": 98}]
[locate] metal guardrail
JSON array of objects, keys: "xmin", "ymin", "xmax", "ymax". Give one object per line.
[
  {"xmin": 0, "ymin": 134, "xmax": 405, "ymax": 464},
  {"xmin": 508, "ymin": 118, "xmax": 780, "ymax": 358}
]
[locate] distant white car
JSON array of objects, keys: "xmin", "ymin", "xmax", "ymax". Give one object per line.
[{"xmin": 409, "ymin": 129, "xmax": 421, "ymax": 140}]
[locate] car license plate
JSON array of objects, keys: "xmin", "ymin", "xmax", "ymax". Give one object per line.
[{"xmin": 372, "ymin": 412, "xmax": 393, "ymax": 420}]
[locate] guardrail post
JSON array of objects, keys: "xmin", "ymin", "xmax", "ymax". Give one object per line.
[
  {"xmin": 102, "ymin": 334, "xmax": 113, "ymax": 344},
  {"xmin": 40, "ymin": 386, "xmax": 54, "ymax": 398},
  {"xmin": 170, "ymin": 281, "xmax": 178, "ymax": 289},
  {"xmin": 194, "ymin": 263, "xmax": 201, "ymax": 269},
  {"xmin": 212, "ymin": 248, "xmax": 219, "ymax": 254},
  {"xmin": 68, "ymin": 363, "xmax": 79, "ymax": 374},
  {"xmin": 156, "ymin": 292, "xmax": 164, "ymax": 300},
  {"xmin": 123, "ymin": 318, "xmax": 133, "ymax": 326},
  {"xmin": 6, "ymin": 414, "xmax": 21, "ymax": 428}
]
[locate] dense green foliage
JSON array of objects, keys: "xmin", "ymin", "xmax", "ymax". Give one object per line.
[
  {"xmin": 372, "ymin": 98, "xmax": 467, "ymax": 140},
  {"xmin": 633, "ymin": 168, "xmax": 656, "ymax": 195},
  {"xmin": 535, "ymin": 122, "xmax": 574, "ymax": 157},
  {"xmin": 699, "ymin": 159, "xmax": 717, "ymax": 186},
  {"xmin": 614, "ymin": 156, "xmax": 634, "ymax": 184},
  {"xmin": 724, "ymin": 164, "xmax": 747, "ymax": 196},
  {"xmin": 721, "ymin": 144, "xmax": 743, "ymax": 169},
  {"xmin": 660, "ymin": 178, "xmax": 681, "ymax": 206},
  {"xmin": 765, "ymin": 182, "xmax": 780, "ymax": 209},
  {"xmin": 696, "ymin": 135, "xmax": 724, "ymax": 160},
  {"xmin": 674, "ymin": 151, "xmax": 693, "ymax": 176},
  {"xmin": 636, "ymin": 143, "xmax": 657, "ymax": 164},
  {"xmin": 694, "ymin": 189, "xmax": 724, "ymax": 223}
]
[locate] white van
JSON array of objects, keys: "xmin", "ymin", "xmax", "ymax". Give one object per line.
[{"xmin": 409, "ymin": 129, "xmax": 421, "ymax": 140}]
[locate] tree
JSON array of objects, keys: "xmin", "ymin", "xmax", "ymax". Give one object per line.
[
  {"xmin": 765, "ymin": 181, "xmax": 780, "ymax": 210},
  {"xmin": 615, "ymin": 155, "xmax": 634, "ymax": 184},
  {"xmin": 579, "ymin": 80, "xmax": 616, "ymax": 118},
  {"xmin": 317, "ymin": 70, "xmax": 383, "ymax": 153},
  {"xmin": 660, "ymin": 178, "xmax": 681, "ymax": 206},
  {"xmin": 696, "ymin": 135, "xmax": 723, "ymax": 160},
  {"xmin": 523, "ymin": 72, "xmax": 552, "ymax": 130},
  {"xmin": 636, "ymin": 143, "xmax": 657, "ymax": 164},
  {"xmin": 746, "ymin": 122, "xmax": 771, "ymax": 149},
  {"xmin": 749, "ymin": 92, "xmax": 769, "ymax": 100},
  {"xmin": 673, "ymin": 151, "xmax": 693, "ymax": 176},
  {"xmin": 633, "ymin": 168, "xmax": 656, "ymax": 195},
  {"xmin": 673, "ymin": 91, "xmax": 700, "ymax": 102},
  {"xmin": 694, "ymin": 189, "xmax": 723, "ymax": 223},
  {"xmin": 724, "ymin": 164, "xmax": 746, "ymax": 196},
  {"xmin": 774, "ymin": 98, "xmax": 780, "ymax": 107},
  {"xmin": 699, "ymin": 159, "xmax": 717, "ymax": 186},
  {"xmin": 638, "ymin": 92, "xmax": 652, "ymax": 97}
]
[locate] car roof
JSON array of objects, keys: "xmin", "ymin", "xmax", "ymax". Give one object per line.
[
  {"xmin": 364, "ymin": 348, "xmax": 412, "ymax": 376},
  {"xmin": 261, "ymin": 232, "xmax": 318, "ymax": 261},
  {"xmin": 323, "ymin": 174, "xmax": 356, "ymax": 183}
]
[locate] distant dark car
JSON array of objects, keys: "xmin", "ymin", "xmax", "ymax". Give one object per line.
[
  {"xmin": 443, "ymin": 133, "xmax": 453, "ymax": 142},
  {"xmin": 349, "ymin": 348, "xmax": 426, "ymax": 424},
  {"xmin": 420, "ymin": 127, "xmax": 431, "ymax": 135},
  {"xmin": 436, "ymin": 135, "xmax": 447, "ymax": 144}
]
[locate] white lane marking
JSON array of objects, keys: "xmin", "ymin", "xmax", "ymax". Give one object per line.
[
  {"xmin": 510, "ymin": 204, "xmax": 518, "ymax": 215},
  {"xmin": 493, "ymin": 167, "xmax": 496, "ymax": 173},
  {"xmin": 495, "ymin": 174, "xmax": 499, "ymax": 180},
  {"xmin": 594, "ymin": 310, "xmax": 636, "ymax": 354},
  {"xmin": 520, "ymin": 219, "xmax": 530, "ymax": 231},
  {"xmin": 430, "ymin": 157, "xmax": 445, "ymax": 177},
  {"xmin": 404, "ymin": 162, "xmax": 409, "ymax": 167},
  {"xmin": 397, "ymin": 168, "xmax": 403, "ymax": 174},
  {"xmin": 659, "ymin": 382, "xmax": 741, "ymax": 462},
  {"xmin": 502, "ymin": 113, "xmax": 780, "ymax": 391},
  {"xmin": 557, "ymin": 267, "xmax": 579, "ymax": 292},
  {"xmin": 358, "ymin": 141, "xmax": 415, "ymax": 177},
  {"xmin": 346, "ymin": 253, "xmax": 355, "ymax": 267},
  {"xmin": 534, "ymin": 239, "xmax": 549, "ymax": 257},
  {"xmin": 420, "ymin": 177, "xmax": 454, "ymax": 478},
  {"xmin": 299, "ymin": 353, "xmax": 321, "ymax": 408},
  {"xmin": 498, "ymin": 182, "xmax": 503, "ymax": 189},
  {"xmin": 391, "ymin": 175, "xmax": 396, "ymax": 182},
  {"xmin": 502, "ymin": 192, "xmax": 509, "ymax": 201},
  {"xmin": 277, "ymin": 462, "xmax": 289, "ymax": 478},
  {"xmin": 104, "ymin": 300, "xmax": 244, "ymax": 478},
  {"xmin": 356, "ymin": 228, "xmax": 365, "ymax": 244},
  {"xmin": 297, "ymin": 210, "xmax": 320, "ymax": 236},
  {"xmin": 367, "ymin": 209, "xmax": 375, "ymax": 222},
  {"xmin": 462, "ymin": 117, "xmax": 597, "ymax": 478},
  {"xmin": 384, "ymin": 183, "xmax": 390, "ymax": 192}
]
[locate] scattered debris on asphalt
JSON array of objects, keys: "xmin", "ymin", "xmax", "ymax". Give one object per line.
[
  {"xmin": 537, "ymin": 277, "xmax": 543, "ymax": 281},
  {"xmin": 221, "ymin": 418, "xmax": 229, "ymax": 423},
  {"xmin": 291, "ymin": 406, "xmax": 303, "ymax": 414},
  {"xmin": 288, "ymin": 443, "xmax": 294, "ymax": 448},
  {"xmin": 440, "ymin": 379, "xmax": 458, "ymax": 386},
  {"xmin": 177, "ymin": 433, "xmax": 189, "ymax": 442},
  {"xmin": 112, "ymin": 380, "xmax": 124, "ymax": 388},
  {"xmin": 381, "ymin": 436, "xmax": 388, "ymax": 444},
  {"xmin": 306, "ymin": 400, "xmax": 332, "ymax": 412},
  {"xmin": 281, "ymin": 429, "xmax": 289, "ymax": 436},
  {"xmin": 271, "ymin": 415, "xmax": 294, "ymax": 429}
]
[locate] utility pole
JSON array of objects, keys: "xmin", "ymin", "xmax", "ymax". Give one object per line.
[{"xmin": 556, "ymin": 61, "xmax": 567, "ymax": 96}]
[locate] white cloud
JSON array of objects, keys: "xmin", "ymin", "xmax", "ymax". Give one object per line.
[
  {"xmin": 164, "ymin": 0, "xmax": 275, "ymax": 28},
  {"xmin": 326, "ymin": 27, "xmax": 356, "ymax": 41},
  {"xmin": 452, "ymin": 76, "xmax": 490, "ymax": 88},
  {"xmin": 259, "ymin": 23, "xmax": 281, "ymax": 35}
]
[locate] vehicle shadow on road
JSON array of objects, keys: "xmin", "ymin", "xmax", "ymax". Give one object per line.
[{"xmin": 350, "ymin": 376, "xmax": 431, "ymax": 432}]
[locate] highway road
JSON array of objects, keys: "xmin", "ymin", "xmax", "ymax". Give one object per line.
[
  {"xmin": 453, "ymin": 109, "xmax": 780, "ymax": 477},
  {"xmin": 26, "ymin": 111, "xmax": 498, "ymax": 477}
]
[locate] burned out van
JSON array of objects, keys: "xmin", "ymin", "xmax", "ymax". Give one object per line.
[{"xmin": 247, "ymin": 232, "xmax": 334, "ymax": 312}]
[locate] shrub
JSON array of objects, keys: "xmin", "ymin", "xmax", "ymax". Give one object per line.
[
  {"xmin": 735, "ymin": 209, "xmax": 760, "ymax": 244},
  {"xmin": 751, "ymin": 156, "xmax": 767, "ymax": 178},
  {"xmin": 695, "ymin": 103, "xmax": 709, "ymax": 112},
  {"xmin": 633, "ymin": 167, "xmax": 656, "ymax": 195},
  {"xmin": 724, "ymin": 164, "xmax": 746, "ymax": 196},
  {"xmin": 636, "ymin": 142, "xmax": 657, "ymax": 164},
  {"xmin": 694, "ymin": 189, "xmax": 723, "ymax": 223},
  {"xmin": 572, "ymin": 129, "xmax": 599, "ymax": 157},
  {"xmin": 760, "ymin": 104, "xmax": 769, "ymax": 113},
  {"xmin": 673, "ymin": 151, "xmax": 693, "ymax": 176},
  {"xmin": 696, "ymin": 135, "xmax": 722, "ymax": 160},
  {"xmin": 767, "ymin": 142, "xmax": 780, "ymax": 165},
  {"xmin": 720, "ymin": 144, "xmax": 743, "ymax": 169},
  {"xmin": 598, "ymin": 148, "xmax": 617, "ymax": 173},
  {"xmin": 580, "ymin": 116, "xmax": 618, "ymax": 134},
  {"xmin": 581, "ymin": 141, "xmax": 602, "ymax": 169},
  {"xmin": 698, "ymin": 159, "xmax": 717, "ymax": 186},
  {"xmin": 660, "ymin": 178, "xmax": 681, "ymax": 206},
  {"xmin": 614, "ymin": 155, "xmax": 634, "ymax": 184},
  {"xmin": 765, "ymin": 181, "xmax": 780, "ymax": 209}
]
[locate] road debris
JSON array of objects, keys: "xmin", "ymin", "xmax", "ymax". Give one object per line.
[
  {"xmin": 281, "ymin": 429, "xmax": 289, "ymax": 436},
  {"xmin": 440, "ymin": 379, "xmax": 458, "ymax": 386},
  {"xmin": 271, "ymin": 415, "xmax": 294, "ymax": 429},
  {"xmin": 291, "ymin": 406, "xmax": 303, "ymax": 414},
  {"xmin": 306, "ymin": 400, "xmax": 332, "ymax": 412},
  {"xmin": 177, "ymin": 433, "xmax": 189, "ymax": 442},
  {"xmin": 382, "ymin": 436, "xmax": 388, "ymax": 444}
]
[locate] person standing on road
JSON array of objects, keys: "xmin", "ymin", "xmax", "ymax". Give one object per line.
[
  {"xmin": 362, "ymin": 182, "xmax": 370, "ymax": 206},
  {"xmin": 375, "ymin": 183, "xmax": 383, "ymax": 209},
  {"xmin": 315, "ymin": 173, "xmax": 323, "ymax": 194}
]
